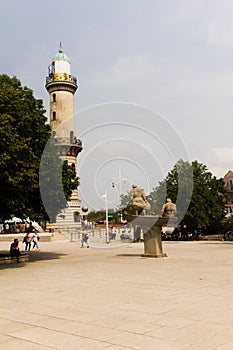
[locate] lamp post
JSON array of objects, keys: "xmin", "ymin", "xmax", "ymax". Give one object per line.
[
  {"xmin": 111, "ymin": 168, "xmax": 128, "ymax": 223},
  {"xmin": 103, "ymin": 191, "xmax": 109, "ymax": 244}
]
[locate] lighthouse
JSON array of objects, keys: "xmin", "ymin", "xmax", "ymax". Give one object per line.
[{"xmin": 45, "ymin": 44, "xmax": 83, "ymax": 230}]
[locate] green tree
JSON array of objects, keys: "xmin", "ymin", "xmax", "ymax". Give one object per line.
[
  {"xmin": 39, "ymin": 140, "xmax": 60, "ymax": 222},
  {"xmin": 148, "ymin": 159, "xmax": 193, "ymax": 218},
  {"xmin": 185, "ymin": 161, "xmax": 226, "ymax": 232},
  {"xmin": 0, "ymin": 74, "xmax": 51, "ymax": 220},
  {"xmin": 62, "ymin": 161, "xmax": 80, "ymax": 200},
  {"xmin": 148, "ymin": 159, "xmax": 226, "ymax": 232},
  {"xmin": 0, "ymin": 74, "xmax": 80, "ymax": 222},
  {"xmin": 88, "ymin": 210, "xmax": 106, "ymax": 223},
  {"xmin": 87, "ymin": 209, "xmax": 118, "ymax": 224},
  {"xmin": 39, "ymin": 139, "xmax": 81, "ymax": 222},
  {"xmin": 118, "ymin": 191, "xmax": 133, "ymax": 214}
]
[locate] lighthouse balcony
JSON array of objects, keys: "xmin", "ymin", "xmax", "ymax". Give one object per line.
[
  {"xmin": 46, "ymin": 74, "xmax": 77, "ymax": 85},
  {"xmin": 53, "ymin": 137, "xmax": 82, "ymax": 157},
  {"xmin": 45, "ymin": 77, "xmax": 78, "ymax": 94}
]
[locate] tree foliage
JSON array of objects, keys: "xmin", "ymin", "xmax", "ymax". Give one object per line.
[
  {"xmin": 87, "ymin": 209, "xmax": 119, "ymax": 224},
  {"xmin": 148, "ymin": 159, "xmax": 226, "ymax": 232},
  {"xmin": 0, "ymin": 74, "xmax": 51, "ymax": 220},
  {"xmin": 0, "ymin": 74, "xmax": 80, "ymax": 222},
  {"xmin": 62, "ymin": 161, "xmax": 80, "ymax": 200},
  {"xmin": 148, "ymin": 159, "xmax": 193, "ymax": 219},
  {"xmin": 39, "ymin": 138, "xmax": 80, "ymax": 222},
  {"xmin": 186, "ymin": 161, "xmax": 226, "ymax": 232},
  {"xmin": 118, "ymin": 192, "xmax": 134, "ymax": 215},
  {"xmin": 87, "ymin": 210, "xmax": 106, "ymax": 223}
]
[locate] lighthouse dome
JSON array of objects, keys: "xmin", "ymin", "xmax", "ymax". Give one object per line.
[
  {"xmin": 51, "ymin": 44, "xmax": 71, "ymax": 75},
  {"xmin": 52, "ymin": 48, "xmax": 71, "ymax": 63}
]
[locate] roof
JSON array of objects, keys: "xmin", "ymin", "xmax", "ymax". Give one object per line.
[
  {"xmin": 52, "ymin": 48, "xmax": 71, "ymax": 63},
  {"xmin": 224, "ymin": 170, "xmax": 233, "ymax": 181}
]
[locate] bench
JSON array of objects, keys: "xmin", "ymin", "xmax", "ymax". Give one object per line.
[{"xmin": 0, "ymin": 251, "xmax": 29, "ymax": 264}]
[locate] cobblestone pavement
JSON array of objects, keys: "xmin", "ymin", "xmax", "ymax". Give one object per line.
[{"xmin": 0, "ymin": 239, "xmax": 233, "ymax": 349}]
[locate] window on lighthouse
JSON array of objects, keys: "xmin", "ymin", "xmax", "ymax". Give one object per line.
[
  {"xmin": 52, "ymin": 111, "xmax": 56, "ymax": 121},
  {"xmin": 70, "ymin": 131, "xmax": 74, "ymax": 143},
  {"xmin": 52, "ymin": 93, "xmax": 56, "ymax": 102}
]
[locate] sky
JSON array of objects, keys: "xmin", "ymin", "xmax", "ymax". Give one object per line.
[{"xmin": 1, "ymin": 0, "xmax": 233, "ymax": 211}]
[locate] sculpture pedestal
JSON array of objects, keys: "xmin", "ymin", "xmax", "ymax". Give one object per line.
[
  {"xmin": 142, "ymin": 224, "xmax": 167, "ymax": 258},
  {"xmin": 125, "ymin": 214, "xmax": 177, "ymax": 258}
]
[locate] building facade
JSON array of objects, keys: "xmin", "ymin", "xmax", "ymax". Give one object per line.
[{"xmin": 223, "ymin": 170, "xmax": 233, "ymax": 216}]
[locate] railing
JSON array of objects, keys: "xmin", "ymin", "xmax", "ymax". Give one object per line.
[
  {"xmin": 69, "ymin": 227, "xmax": 130, "ymax": 243},
  {"xmin": 53, "ymin": 137, "xmax": 82, "ymax": 146},
  {"xmin": 46, "ymin": 75, "xmax": 77, "ymax": 85}
]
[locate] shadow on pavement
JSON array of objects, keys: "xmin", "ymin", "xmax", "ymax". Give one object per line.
[
  {"xmin": 0, "ymin": 250, "xmax": 68, "ymax": 270},
  {"xmin": 116, "ymin": 253, "xmax": 142, "ymax": 257},
  {"xmin": 28, "ymin": 250, "xmax": 68, "ymax": 262}
]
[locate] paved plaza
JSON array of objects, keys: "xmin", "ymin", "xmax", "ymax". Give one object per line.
[{"xmin": 0, "ymin": 238, "xmax": 233, "ymax": 349}]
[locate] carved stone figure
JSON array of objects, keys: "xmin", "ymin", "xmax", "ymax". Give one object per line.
[
  {"xmin": 161, "ymin": 198, "xmax": 176, "ymax": 218},
  {"xmin": 131, "ymin": 185, "xmax": 150, "ymax": 215}
]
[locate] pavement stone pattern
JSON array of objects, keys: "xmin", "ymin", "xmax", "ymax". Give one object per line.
[{"xmin": 0, "ymin": 239, "xmax": 233, "ymax": 349}]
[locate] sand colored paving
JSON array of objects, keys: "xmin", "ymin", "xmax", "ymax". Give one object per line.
[{"xmin": 0, "ymin": 239, "xmax": 233, "ymax": 349}]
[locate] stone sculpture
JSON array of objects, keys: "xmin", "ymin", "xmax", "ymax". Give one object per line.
[
  {"xmin": 130, "ymin": 185, "xmax": 150, "ymax": 215},
  {"xmin": 125, "ymin": 190, "xmax": 177, "ymax": 258},
  {"xmin": 161, "ymin": 198, "xmax": 176, "ymax": 218}
]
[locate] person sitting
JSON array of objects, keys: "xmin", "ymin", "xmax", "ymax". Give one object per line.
[{"xmin": 10, "ymin": 238, "xmax": 21, "ymax": 263}]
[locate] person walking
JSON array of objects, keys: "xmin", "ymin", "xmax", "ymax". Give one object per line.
[
  {"xmin": 32, "ymin": 231, "xmax": 40, "ymax": 250},
  {"xmin": 109, "ymin": 227, "xmax": 113, "ymax": 241},
  {"xmin": 81, "ymin": 232, "xmax": 89, "ymax": 248},
  {"xmin": 23, "ymin": 232, "xmax": 31, "ymax": 251},
  {"xmin": 112, "ymin": 226, "xmax": 117, "ymax": 240}
]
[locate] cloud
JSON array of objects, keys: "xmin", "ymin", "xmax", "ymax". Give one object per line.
[
  {"xmin": 204, "ymin": 147, "xmax": 233, "ymax": 177},
  {"xmin": 89, "ymin": 54, "xmax": 157, "ymax": 90},
  {"xmin": 211, "ymin": 147, "xmax": 233, "ymax": 164},
  {"xmin": 2, "ymin": 0, "xmax": 233, "ymax": 206},
  {"xmin": 208, "ymin": 18, "xmax": 233, "ymax": 47}
]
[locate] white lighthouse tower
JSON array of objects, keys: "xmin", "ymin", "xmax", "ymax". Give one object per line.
[{"xmin": 45, "ymin": 44, "xmax": 83, "ymax": 232}]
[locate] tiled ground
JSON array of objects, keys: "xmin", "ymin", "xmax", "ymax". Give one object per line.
[{"xmin": 0, "ymin": 239, "xmax": 233, "ymax": 349}]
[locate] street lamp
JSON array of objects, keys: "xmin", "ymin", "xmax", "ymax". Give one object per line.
[
  {"xmin": 111, "ymin": 168, "xmax": 128, "ymax": 223},
  {"xmin": 102, "ymin": 191, "xmax": 109, "ymax": 244}
]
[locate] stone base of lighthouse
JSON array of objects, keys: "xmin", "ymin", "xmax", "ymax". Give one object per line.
[
  {"xmin": 46, "ymin": 200, "xmax": 82, "ymax": 237},
  {"xmin": 47, "ymin": 144, "xmax": 83, "ymax": 237}
]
